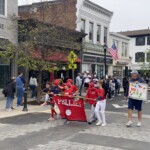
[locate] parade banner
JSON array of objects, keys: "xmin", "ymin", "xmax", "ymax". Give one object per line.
[
  {"xmin": 53, "ymin": 95, "xmax": 87, "ymax": 122},
  {"xmin": 128, "ymin": 82, "xmax": 148, "ymax": 101}
]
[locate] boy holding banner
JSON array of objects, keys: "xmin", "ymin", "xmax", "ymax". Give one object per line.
[{"xmin": 85, "ymin": 82, "xmax": 99, "ymax": 124}]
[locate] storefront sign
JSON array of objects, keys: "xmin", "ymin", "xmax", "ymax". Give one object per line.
[
  {"xmin": 117, "ymin": 61, "xmax": 128, "ymax": 65},
  {"xmin": 83, "ymin": 55, "xmax": 113, "ymax": 64},
  {"xmin": 97, "ymin": 57, "xmax": 113, "ymax": 64},
  {"xmin": 83, "ymin": 55, "xmax": 96, "ymax": 62}
]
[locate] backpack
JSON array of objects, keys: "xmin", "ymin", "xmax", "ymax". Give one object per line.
[{"xmin": 2, "ymin": 86, "xmax": 8, "ymax": 97}]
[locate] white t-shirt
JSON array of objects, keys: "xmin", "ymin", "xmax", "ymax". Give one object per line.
[{"xmin": 29, "ymin": 77, "xmax": 38, "ymax": 86}]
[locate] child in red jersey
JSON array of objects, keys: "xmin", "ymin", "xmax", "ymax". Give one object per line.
[
  {"xmin": 64, "ymin": 82, "xmax": 73, "ymax": 96},
  {"xmin": 66, "ymin": 79, "xmax": 79, "ymax": 96},
  {"xmin": 95, "ymin": 80, "xmax": 106, "ymax": 126},
  {"xmin": 85, "ymin": 82, "xmax": 99, "ymax": 124}
]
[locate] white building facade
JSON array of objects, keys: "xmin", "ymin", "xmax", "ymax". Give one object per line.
[
  {"xmin": 76, "ymin": 0, "xmax": 113, "ymax": 78},
  {"xmin": 109, "ymin": 32, "xmax": 130, "ymax": 77},
  {"xmin": 120, "ymin": 29, "xmax": 150, "ymax": 76},
  {"xmin": 0, "ymin": 0, "xmax": 18, "ymax": 87}
]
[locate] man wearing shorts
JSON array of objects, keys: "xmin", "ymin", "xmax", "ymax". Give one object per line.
[{"xmin": 125, "ymin": 70, "xmax": 145, "ymax": 127}]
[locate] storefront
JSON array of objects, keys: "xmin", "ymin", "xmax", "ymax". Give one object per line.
[
  {"xmin": 82, "ymin": 54, "xmax": 113, "ymax": 79},
  {"xmin": 113, "ymin": 61, "xmax": 129, "ymax": 78}
]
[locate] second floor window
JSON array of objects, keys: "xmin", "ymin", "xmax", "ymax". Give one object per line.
[
  {"xmin": 147, "ymin": 53, "xmax": 150, "ymax": 62},
  {"xmin": 136, "ymin": 37, "xmax": 145, "ymax": 46},
  {"xmin": 104, "ymin": 27, "xmax": 107, "ymax": 44},
  {"xmin": 135, "ymin": 52, "xmax": 145, "ymax": 62},
  {"xmin": 0, "ymin": 0, "xmax": 5, "ymax": 15},
  {"xmin": 122, "ymin": 42, "xmax": 128, "ymax": 57},
  {"xmin": 81, "ymin": 19, "xmax": 85, "ymax": 33},
  {"xmin": 89, "ymin": 22, "xmax": 93, "ymax": 41},
  {"xmin": 97, "ymin": 25, "xmax": 101, "ymax": 43},
  {"xmin": 147, "ymin": 36, "xmax": 150, "ymax": 45}
]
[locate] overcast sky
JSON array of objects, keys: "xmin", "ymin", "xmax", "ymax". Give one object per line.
[{"xmin": 18, "ymin": 0, "xmax": 150, "ymax": 32}]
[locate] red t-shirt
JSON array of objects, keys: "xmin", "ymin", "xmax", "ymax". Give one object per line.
[
  {"xmin": 97, "ymin": 88, "xmax": 105, "ymax": 101},
  {"xmin": 70, "ymin": 85, "xmax": 78, "ymax": 94},
  {"xmin": 86, "ymin": 87, "xmax": 98, "ymax": 105},
  {"xmin": 64, "ymin": 89, "xmax": 73, "ymax": 96}
]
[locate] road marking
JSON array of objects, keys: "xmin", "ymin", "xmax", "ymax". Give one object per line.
[{"xmin": 112, "ymin": 104, "xmax": 128, "ymax": 108}]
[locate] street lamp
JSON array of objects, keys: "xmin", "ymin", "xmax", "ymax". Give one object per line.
[{"xmin": 103, "ymin": 44, "xmax": 107, "ymax": 78}]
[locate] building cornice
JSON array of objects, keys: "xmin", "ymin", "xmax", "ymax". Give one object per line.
[
  {"xmin": 84, "ymin": 0, "xmax": 113, "ymax": 18},
  {"xmin": 110, "ymin": 32, "xmax": 130, "ymax": 40}
]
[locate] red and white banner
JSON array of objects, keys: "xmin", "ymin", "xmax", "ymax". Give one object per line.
[{"xmin": 53, "ymin": 95, "xmax": 87, "ymax": 122}]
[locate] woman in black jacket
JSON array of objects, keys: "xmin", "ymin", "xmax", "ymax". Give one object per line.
[{"xmin": 5, "ymin": 77, "xmax": 16, "ymax": 111}]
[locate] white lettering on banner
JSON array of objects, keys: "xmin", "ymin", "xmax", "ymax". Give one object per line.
[{"xmin": 58, "ymin": 99, "xmax": 82, "ymax": 107}]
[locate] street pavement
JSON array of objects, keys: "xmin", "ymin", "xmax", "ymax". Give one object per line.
[{"xmin": 0, "ymin": 90, "xmax": 150, "ymax": 150}]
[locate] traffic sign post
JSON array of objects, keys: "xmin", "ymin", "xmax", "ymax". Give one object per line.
[{"xmin": 68, "ymin": 51, "xmax": 78, "ymax": 84}]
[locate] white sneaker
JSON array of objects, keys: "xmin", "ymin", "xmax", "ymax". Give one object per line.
[
  {"xmin": 6, "ymin": 108, "xmax": 12, "ymax": 112},
  {"xmin": 126, "ymin": 121, "xmax": 132, "ymax": 127},
  {"xmin": 96, "ymin": 122, "xmax": 102, "ymax": 126},
  {"xmin": 48, "ymin": 117, "xmax": 55, "ymax": 121},
  {"xmin": 101, "ymin": 123, "xmax": 107, "ymax": 126},
  {"xmin": 137, "ymin": 122, "xmax": 141, "ymax": 127}
]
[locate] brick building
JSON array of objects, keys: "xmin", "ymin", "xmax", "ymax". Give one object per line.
[{"xmin": 19, "ymin": 0, "xmax": 113, "ymax": 78}]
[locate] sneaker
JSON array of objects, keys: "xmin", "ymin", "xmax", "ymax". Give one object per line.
[
  {"xmin": 137, "ymin": 122, "xmax": 141, "ymax": 127},
  {"xmin": 101, "ymin": 123, "xmax": 107, "ymax": 127},
  {"xmin": 96, "ymin": 122, "xmax": 102, "ymax": 126},
  {"xmin": 126, "ymin": 121, "xmax": 133, "ymax": 127},
  {"xmin": 6, "ymin": 108, "xmax": 12, "ymax": 112},
  {"xmin": 11, "ymin": 107, "xmax": 15, "ymax": 110},
  {"xmin": 48, "ymin": 117, "xmax": 55, "ymax": 121},
  {"xmin": 88, "ymin": 122, "xmax": 92, "ymax": 125}
]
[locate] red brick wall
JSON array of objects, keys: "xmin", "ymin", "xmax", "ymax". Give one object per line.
[{"xmin": 19, "ymin": 0, "xmax": 77, "ymax": 30}]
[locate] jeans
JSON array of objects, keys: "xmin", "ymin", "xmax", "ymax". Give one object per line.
[
  {"xmin": 6, "ymin": 96, "xmax": 13, "ymax": 109},
  {"xmin": 17, "ymin": 87, "xmax": 24, "ymax": 106},
  {"xmin": 30, "ymin": 85, "xmax": 36, "ymax": 98}
]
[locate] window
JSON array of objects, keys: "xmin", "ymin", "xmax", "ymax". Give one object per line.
[
  {"xmin": 122, "ymin": 42, "xmax": 128, "ymax": 57},
  {"xmin": 89, "ymin": 22, "xmax": 93, "ymax": 41},
  {"xmin": 104, "ymin": 27, "xmax": 107, "ymax": 44},
  {"xmin": 0, "ymin": 0, "xmax": 5, "ymax": 15},
  {"xmin": 147, "ymin": 36, "xmax": 150, "ymax": 45},
  {"xmin": 147, "ymin": 53, "xmax": 150, "ymax": 62},
  {"xmin": 81, "ymin": 19, "xmax": 85, "ymax": 33},
  {"xmin": 136, "ymin": 37, "xmax": 145, "ymax": 46},
  {"xmin": 135, "ymin": 52, "xmax": 145, "ymax": 62},
  {"xmin": 97, "ymin": 25, "xmax": 101, "ymax": 42}
]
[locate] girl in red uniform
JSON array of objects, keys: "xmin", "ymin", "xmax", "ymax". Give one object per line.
[
  {"xmin": 85, "ymin": 82, "xmax": 99, "ymax": 124},
  {"xmin": 95, "ymin": 80, "xmax": 107, "ymax": 126}
]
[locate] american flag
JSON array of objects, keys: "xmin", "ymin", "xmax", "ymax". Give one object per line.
[{"xmin": 109, "ymin": 43, "xmax": 118, "ymax": 60}]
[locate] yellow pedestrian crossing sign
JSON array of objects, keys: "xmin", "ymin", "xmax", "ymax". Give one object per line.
[
  {"xmin": 68, "ymin": 64, "xmax": 77, "ymax": 69},
  {"xmin": 68, "ymin": 51, "xmax": 77, "ymax": 63}
]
